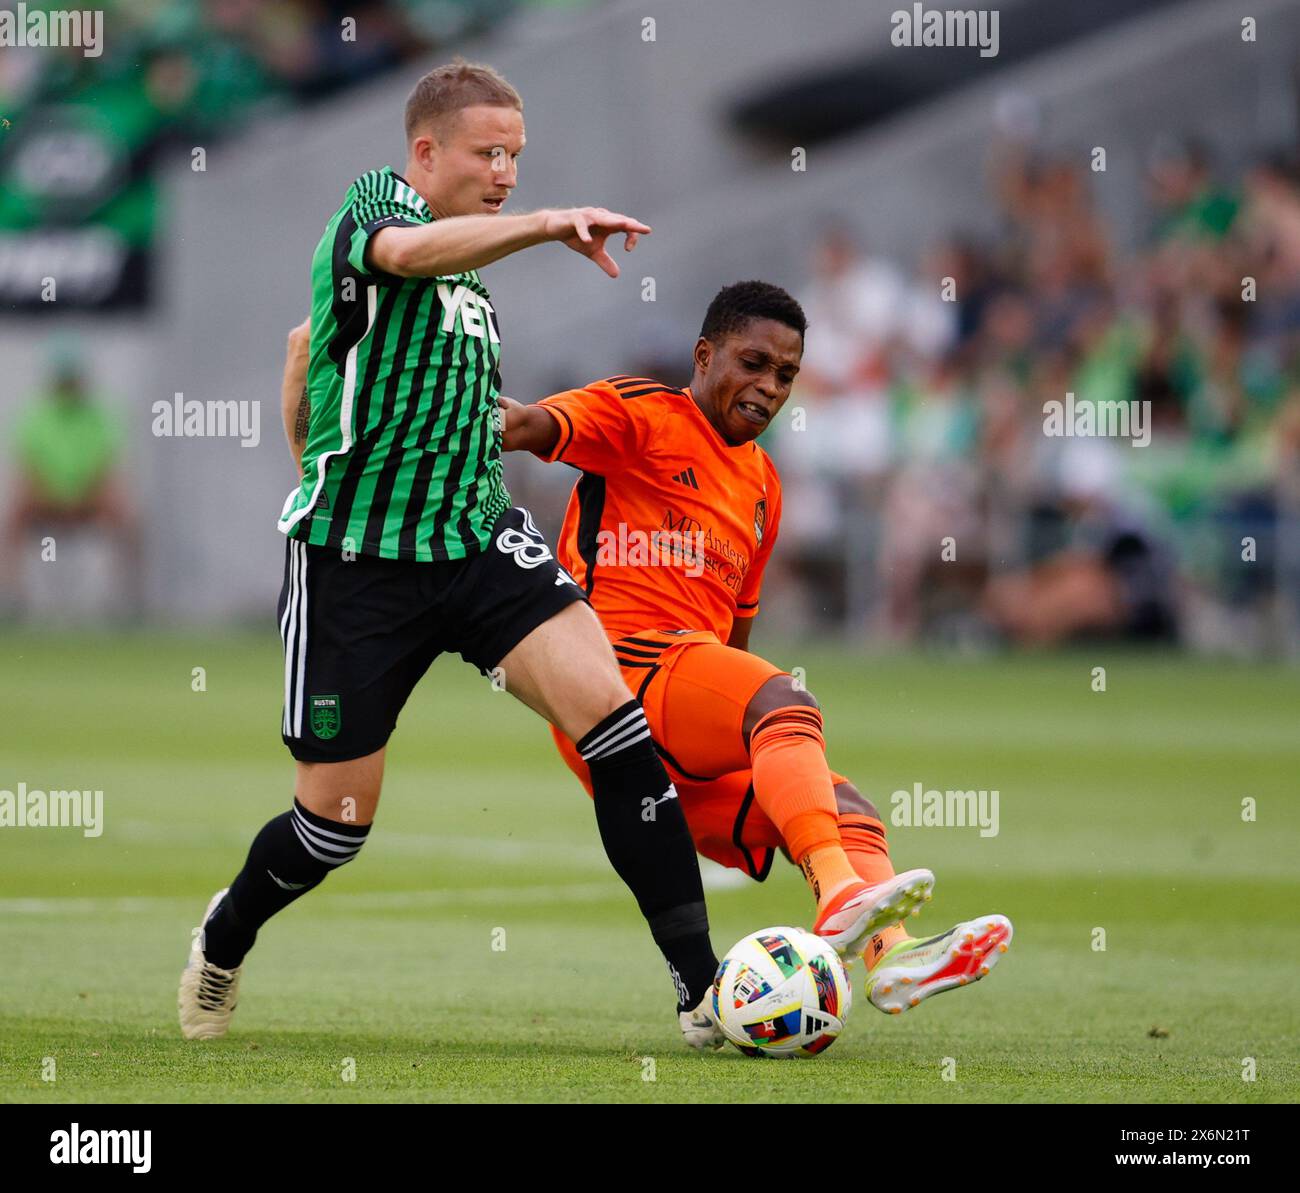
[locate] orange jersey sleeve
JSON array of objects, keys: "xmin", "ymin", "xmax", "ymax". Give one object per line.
[{"xmin": 534, "ymin": 376, "xmax": 678, "ymax": 473}]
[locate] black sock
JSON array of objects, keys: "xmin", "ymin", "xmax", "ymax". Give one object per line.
[
  {"xmin": 579, "ymin": 700, "xmax": 718, "ymax": 1011},
  {"xmin": 201, "ymin": 798, "xmax": 371, "ymax": 969}
]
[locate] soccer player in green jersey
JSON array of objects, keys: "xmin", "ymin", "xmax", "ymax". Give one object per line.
[{"xmin": 180, "ymin": 61, "xmax": 724, "ymax": 1050}]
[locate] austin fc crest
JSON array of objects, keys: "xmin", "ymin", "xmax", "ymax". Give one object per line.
[
  {"xmin": 310, "ymin": 694, "xmax": 341, "ymax": 740},
  {"xmin": 754, "ymin": 498, "xmax": 767, "ymax": 546}
]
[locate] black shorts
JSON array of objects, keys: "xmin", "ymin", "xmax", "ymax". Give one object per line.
[{"xmin": 278, "ymin": 506, "xmax": 586, "ymax": 763}]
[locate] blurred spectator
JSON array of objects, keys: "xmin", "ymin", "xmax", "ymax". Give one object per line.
[
  {"xmin": 1, "ymin": 349, "xmax": 142, "ymax": 617},
  {"xmin": 769, "ymin": 223, "xmax": 894, "ymax": 628},
  {"xmin": 1147, "ymin": 138, "xmax": 1240, "ymax": 246},
  {"xmin": 982, "ymin": 440, "xmax": 1179, "ymax": 646},
  {"xmin": 875, "ymin": 351, "xmax": 984, "ymax": 641}
]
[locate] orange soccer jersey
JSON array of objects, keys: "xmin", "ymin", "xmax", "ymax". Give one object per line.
[{"xmin": 535, "ymin": 375, "xmax": 782, "ymax": 641}]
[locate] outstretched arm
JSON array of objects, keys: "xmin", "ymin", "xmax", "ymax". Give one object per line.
[
  {"xmin": 369, "ymin": 207, "xmax": 650, "ymax": 279},
  {"xmin": 498, "ymin": 378, "xmax": 647, "ymax": 469},
  {"xmin": 281, "ymin": 319, "xmax": 311, "ymax": 476},
  {"xmin": 497, "ymin": 396, "xmax": 560, "ymax": 455}
]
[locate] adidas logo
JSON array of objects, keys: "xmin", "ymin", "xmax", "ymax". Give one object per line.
[
  {"xmin": 671, "ymin": 467, "xmax": 700, "ymax": 489},
  {"xmin": 267, "ymin": 870, "xmax": 309, "ymax": 891}
]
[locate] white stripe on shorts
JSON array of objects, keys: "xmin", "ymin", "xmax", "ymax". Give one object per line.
[
  {"xmin": 282, "ymin": 540, "xmax": 309, "ymax": 738},
  {"xmin": 281, "ymin": 540, "xmax": 298, "ymax": 736},
  {"xmin": 292, "ymin": 543, "xmax": 308, "ymax": 738}
]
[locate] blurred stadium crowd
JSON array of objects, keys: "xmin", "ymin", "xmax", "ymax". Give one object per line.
[
  {"xmin": 2, "ymin": 1, "xmax": 1296, "ymax": 656},
  {"xmin": 0, "ymin": 0, "xmax": 541, "ymax": 311},
  {"xmin": 0, "ymin": 0, "xmax": 519, "ymax": 128},
  {"xmin": 763, "ymin": 138, "xmax": 1300, "ymax": 653}
]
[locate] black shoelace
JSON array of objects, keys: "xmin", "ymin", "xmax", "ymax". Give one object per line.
[{"xmin": 197, "ymin": 966, "xmax": 236, "ymax": 1011}]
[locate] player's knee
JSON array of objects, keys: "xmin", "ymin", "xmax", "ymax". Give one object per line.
[
  {"xmin": 593, "ymin": 671, "xmax": 637, "ymax": 715},
  {"xmin": 834, "ymin": 781, "xmax": 878, "ymax": 820},
  {"xmin": 570, "ymin": 671, "xmax": 638, "ymax": 742},
  {"xmin": 743, "ymin": 675, "xmax": 820, "ymax": 746},
  {"xmin": 296, "ymin": 758, "xmax": 383, "ymax": 824},
  {"xmin": 532, "ymin": 604, "xmax": 638, "ymax": 741}
]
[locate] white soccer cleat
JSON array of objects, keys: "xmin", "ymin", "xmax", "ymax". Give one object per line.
[
  {"xmin": 812, "ymin": 868, "xmax": 936, "ymax": 957},
  {"xmin": 178, "ymin": 888, "xmax": 242, "ymax": 1041},
  {"xmin": 679, "ymin": 993, "xmax": 725, "ymax": 1051},
  {"xmin": 866, "ymin": 913, "xmax": 1013, "ymax": 1015}
]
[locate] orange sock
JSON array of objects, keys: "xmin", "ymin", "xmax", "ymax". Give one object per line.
[
  {"xmin": 864, "ymin": 924, "xmax": 910, "ymax": 969},
  {"xmin": 750, "ymin": 707, "xmax": 859, "ymax": 909},
  {"xmin": 840, "ymin": 812, "xmax": 910, "ymax": 966},
  {"xmin": 838, "ymin": 813, "xmax": 895, "ymax": 885}
]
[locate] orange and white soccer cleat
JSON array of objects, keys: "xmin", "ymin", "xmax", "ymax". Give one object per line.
[
  {"xmin": 865, "ymin": 913, "xmax": 1013, "ymax": 1015},
  {"xmin": 811, "ymin": 869, "xmax": 936, "ymax": 957}
]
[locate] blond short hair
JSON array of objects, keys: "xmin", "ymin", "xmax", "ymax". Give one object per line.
[{"xmin": 404, "ymin": 59, "xmax": 523, "ymax": 142}]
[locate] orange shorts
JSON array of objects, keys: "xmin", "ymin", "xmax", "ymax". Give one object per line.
[{"xmin": 552, "ymin": 629, "xmax": 848, "ymax": 879}]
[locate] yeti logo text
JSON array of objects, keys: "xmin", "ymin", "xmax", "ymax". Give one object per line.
[
  {"xmin": 438, "ymin": 284, "xmax": 500, "ymax": 343},
  {"xmin": 50, "ymin": 1124, "xmax": 151, "ymax": 1173},
  {"xmin": 890, "ymin": 4, "xmax": 999, "ymax": 58}
]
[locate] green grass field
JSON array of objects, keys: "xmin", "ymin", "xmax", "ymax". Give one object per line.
[{"xmin": 1, "ymin": 630, "xmax": 1297, "ymax": 1103}]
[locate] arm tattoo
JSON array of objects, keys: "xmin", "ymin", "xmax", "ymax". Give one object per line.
[{"xmin": 293, "ymin": 387, "xmax": 310, "ymax": 445}]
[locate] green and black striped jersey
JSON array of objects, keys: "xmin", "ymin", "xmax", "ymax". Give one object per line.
[{"xmin": 278, "ymin": 167, "xmax": 511, "ymax": 560}]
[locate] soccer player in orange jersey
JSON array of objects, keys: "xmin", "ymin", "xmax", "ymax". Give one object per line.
[{"xmin": 500, "ymin": 281, "xmax": 1012, "ymax": 1021}]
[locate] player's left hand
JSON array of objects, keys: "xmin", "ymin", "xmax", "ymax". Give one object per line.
[{"xmin": 542, "ymin": 206, "xmax": 651, "ymax": 278}]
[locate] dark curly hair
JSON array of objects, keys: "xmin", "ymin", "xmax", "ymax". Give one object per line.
[{"xmin": 699, "ymin": 280, "xmax": 807, "ymax": 343}]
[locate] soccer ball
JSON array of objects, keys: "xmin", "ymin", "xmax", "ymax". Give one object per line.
[{"xmin": 712, "ymin": 926, "xmax": 852, "ymax": 1058}]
